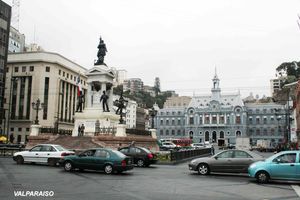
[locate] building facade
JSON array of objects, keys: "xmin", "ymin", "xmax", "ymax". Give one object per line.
[
  {"xmin": 0, "ymin": 1, "xmax": 11, "ymax": 124},
  {"xmin": 156, "ymin": 73, "xmax": 288, "ymax": 146},
  {"xmin": 4, "ymin": 51, "xmax": 87, "ymax": 143},
  {"xmin": 245, "ymin": 103, "xmax": 286, "ymax": 145},
  {"xmin": 123, "ymin": 78, "xmax": 143, "ymax": 93},
  {"xmin": 8, "ymin": 26, "xmax": 25, "ymax": 53}
]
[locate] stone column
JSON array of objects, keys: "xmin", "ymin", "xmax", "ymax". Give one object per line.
[{"xmin": 87, "ymin": 82, "xmax": 92, "ymax": 108}]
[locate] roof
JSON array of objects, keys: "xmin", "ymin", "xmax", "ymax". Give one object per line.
[{"xmin": 188, "ymin": 93, "xmax": 244, "ymax": 108}]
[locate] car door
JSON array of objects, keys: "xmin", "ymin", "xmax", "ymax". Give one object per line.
[
  {"xmin": 94, "ymin": 150, "xmax": 111, "ymax": 170},
  {"xmin": 232, "ymin": 150, "xmax": 254, "ymax": 173},
  {"xmin": 210, "ymin": 150, "xmax": 234, "ymax": 172},
  {"xmin": 75, "ymin": 150, "xmax": 96, "ymax": 169},
  {"xmin": 24, "ymin": 145, "xmax": 42, "ymax": 162},
  {"xmin": 269, "ymin": 152, "xmax": 297, "ymax": 179},
  {"xmin": 128, "ymin": 147, "xmax": 137, "ymax": 164},
  {"xmin": 39, "ymin": 145, "xmax": 55, "ymax": 163}
]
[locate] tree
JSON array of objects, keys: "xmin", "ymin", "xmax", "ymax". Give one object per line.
[{"xmin": 276, "ymin": 61, "xmax": 300, "ymax": 85}]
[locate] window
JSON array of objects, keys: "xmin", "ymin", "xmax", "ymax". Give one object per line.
[
  {"xmin": 172, "ymin": 130, "xmax": 175, "ymax": 135},
  {"xmin": 46, "ymin": 66, "xmax": 50, "ymax": 72},
  {"xmin": 30, "ymin": 66, "xmax": 34, "ymax": 72},
  {"xmin": 59, "ymin": 69, "xmax": 61, "ymax": 75},
  {"xmin": 160, "ymin": 130, "xmax": 163, "ymax": 135},
  {"xmin": 234, "ymin": 151, "xmax": 252, "ymax": 158},
  {"xmin": 22, "ymin": 66, "xmax": 26, "ymax": 72},
  {"xmin": 249, "ymin": 117, "xmax": 253, "ymax": 124},
  {"xmin": 160, "ymin": 119, "xmax": 163, "ymax": 125},
  {"xmin": 177, "ymin": 130, "xmax": 181, "ymax": 135},
  {"xmin": 263, "ymin": 117, "xmax": 267, "ymax": 124},
  {"xmin": 26, "ymin": 128, "xmax": 30, "ymax": 132},
  {"xmin": 177, "ymin": 119, "xmax": 181, "ymax": 125},
  {"xmin": 95, "ymin": 150, "xmax": 110, "ymax": 158},
  {"xmin": 172, "ymin": 119, "xmax": 175, "ymax": 125},
  {"xmin": 10, "ymin": 127, "xmax": 14, "ymax": 131},
  {"xmin": 236, "ymin": 116, "xmax": 241, "ymax": 124},
  {"xmin": 212, "ymin": 115, "xmax": 217, "ymax": 124},
  {"xmin": 189, "ymin": 116, "xmax": 194, "ymax": 125},
  {"xmin": 218, "ymin": 151, "xmax": 234, "ymax": 158},
  {"xmin": 14, "ymin": 67, "xmax": 18, "ymax": 72},
  {"xmin": 30, "ymin": 146, "xmax": 42, "ymax": 152},
  {"xmin": 205, "ymin": 115, "xmax": 210, "ymax": 124},
  {"xmin": 63, "ymin": 71, "xmax": 65, "ymax": 77},
  {"xmin": 81, "ymin": 150, "xmax": 96, "ymax": 157},
  {"xmin": 166, "ymin": 119, "xmax": 169, "ymax": 125},
  {"xmin": 219, "ymin": 115, "xmax": 224, "ymax": 124},
  {"xmin": 67, "ymin": 73, "xmax": 69, "ymax": 78},
  {"xmin": 273, "ymin": 153, "xmax": 296, "ymax": 163},
  {"xmin": 18, "ymin": 128, "xmax": 22, "ymax": 132},
  {"xmin": 256, "ymin": 117, "xmax": 260, "ymax": 124},
  {"xmin": 120, "ymin": 148, "xmax": 128, "ymax": 154}
]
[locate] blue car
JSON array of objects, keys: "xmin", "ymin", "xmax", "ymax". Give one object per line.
[{"xmin": 248, "ymin": 150, "xmax": 300, "ymax": 183}]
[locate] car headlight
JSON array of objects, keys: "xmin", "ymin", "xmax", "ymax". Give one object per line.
[
  {"xmin": 249, "ymin": 163, "xmax": 256, "ymax": 169},
  {"xmin": 191, "ymin": 159, "xmax": 197, "ymax": 164}
]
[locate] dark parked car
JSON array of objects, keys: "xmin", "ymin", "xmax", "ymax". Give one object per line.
[
  {"xmin": 189, "ymin": 149, "xmax": 264, "ymax": 175},
  {"xmin": 119, "ymin": 146, "xmax": 158, "ymax": 167},
  {"xmin": 59, "ymin": 148, "xmax": 134, "ymax": 174}
]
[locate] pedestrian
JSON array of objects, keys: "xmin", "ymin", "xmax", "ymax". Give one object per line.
[
  {"xmin": 78, "ymin": 125, "xmax": 81, "ymax": 136},
  {"xmin": 9, "ymin": 134, "xmax": 15, "ymax": 144},
  {"xmin": 211, "ymin": 145, "xmax": 215, "ymax": 155},
  {"xmin": 80, "ymin": 124, "xmax": 85, "ymax": 136}
]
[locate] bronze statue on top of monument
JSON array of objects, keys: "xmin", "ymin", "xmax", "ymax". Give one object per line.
[{"xmin": 94, "ymin": 37, "xmax": 107, "ymax": 66}]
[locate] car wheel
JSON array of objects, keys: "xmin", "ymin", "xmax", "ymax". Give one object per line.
[
  {"xmin": 256, "ymin": 171, "xmax": 269, "ymax": 184},
  {"xmin": 64, "ymin": 161, "xmax": 73, "ymax": 172},
  {"xmin": 137, "ymin": 159, "xmax": 145, "ymax": 167},
  {"xmin": 16, "ymin": 156, "xmax": 24, "ymax": 164},
  {"xmin": 197, "ymin": 163, "xmax": 210, "ymax": 175},
  {"xmin": 48, "ymin": 158, "xmax": 57, "ymax": 167},
  {"xmin": 104, "ymin": 164, "xmax": 113, "ymax": 174}
]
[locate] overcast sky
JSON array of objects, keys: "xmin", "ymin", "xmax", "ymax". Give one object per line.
[{"xmin": 3, "ymin": 0, "xmax": 300, "ymax": 98}]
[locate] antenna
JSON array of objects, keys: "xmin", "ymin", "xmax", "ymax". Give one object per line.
[
  {"xmin": 297, "ymin": 14, "xmax": 300, "ymax": 31},
  {"xmin": 12, "ymin": 0, "xmax": 20, "ymax": 30}
]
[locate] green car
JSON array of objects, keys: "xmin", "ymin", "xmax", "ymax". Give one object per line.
[{"xmin": 60, "ymin": 148, "xmax": 134, "ymax": 174}]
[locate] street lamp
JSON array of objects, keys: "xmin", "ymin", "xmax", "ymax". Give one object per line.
[
  {"xmin": 32, "ymin": 99, "xmax": 44, "ymax": 125},
  {"xmin": 149, "ymin": 106, "xmax": 158, "ymax": 129},
  {"xmin": 114, "ymin": 91, "xmax": 128, "ymax": 124}
]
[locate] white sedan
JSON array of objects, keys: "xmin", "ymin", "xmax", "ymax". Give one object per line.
[{"xmin": 13, "ymin": 144, "xmax": 75, "ymax": 166}]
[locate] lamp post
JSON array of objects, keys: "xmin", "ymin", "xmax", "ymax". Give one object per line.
[
  {"xmin": 149, "ymin": 106, "xmax": 157, "ymax": 129},
  {"xmin": 32, "ymin": 99, "xmax": 44, "ymax": 125}
]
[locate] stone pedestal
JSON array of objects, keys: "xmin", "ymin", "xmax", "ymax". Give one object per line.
[
  {"xmin": 30, "ymin": 125, "xmax": 42, "ymax": 136},
  {"xmin": 149, "ymin": 129, "xmax": 157, "ymax": 139},
  {"xmin": 115, "ymin": 124, "xmax": 127, "ymax": 137},
  {"xmin": 72, "ymin": 108, "xmax": 119, "ymax": 137}
]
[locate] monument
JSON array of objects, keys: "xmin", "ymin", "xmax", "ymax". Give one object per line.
[{"xmin": 72, "ymin": 37, "xmax": 120, "ymax": 136}]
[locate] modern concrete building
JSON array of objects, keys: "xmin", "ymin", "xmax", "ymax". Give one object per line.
[
  {"xmin": 143, "ymin": 85, "xmax": 156, "ymax": 97},
  {"xmin": 4, "ymin": 51, "xmax": 87, "ymax": 143},
  {"xmin": 114, "ymin": 69, "xmax": 127, "ymax": 86},
  {"xmin": 123, "ymin": 78, "xmax": 143, "ymax": 93},
  {"xmin": 8, "ymin": 26, "xmax": 25, "ymax": 53},
  {"xmin": 270, "ymin": 78, "xmax": 284, "ymax": 96},
  {"xmin": 0, "ymin": 1, "xmax": 11, "ymax": 125}
]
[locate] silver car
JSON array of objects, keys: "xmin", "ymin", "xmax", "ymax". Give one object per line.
[{"xmin": 188, "ymin": 149, "xmax": 263, "ymax": 175}]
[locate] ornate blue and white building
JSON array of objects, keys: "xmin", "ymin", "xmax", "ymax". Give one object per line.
[{"xmin": 155, "ymin": 72, "xmax": 286, "ymax": 146}]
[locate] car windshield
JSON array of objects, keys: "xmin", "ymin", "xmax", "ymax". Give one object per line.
[
  {"xmin": 54, "ymin": 145, "xmax": 67, "ymax": 151},
  {"xmin": 112, "ymin": 150, "xmax": 126, "ymax": 158}
]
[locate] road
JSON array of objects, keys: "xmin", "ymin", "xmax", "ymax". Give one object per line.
[{"xmin": 0, "ymin": 153, "xmax": 299, "ymax": 200}]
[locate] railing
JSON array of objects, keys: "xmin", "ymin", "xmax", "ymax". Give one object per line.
[
  {"xmin": 126, "ymin": 129, "xmax": 151, "ymax": 136},
  {"xmin": 170, "ymin": 148, "xmax": 211, "ymax": 162},
  {"xmin": 0, "ymin": 144, "xmax": 25, "ymax": 157},
  {"xmin": 40, "ymin": 127, "xmax": 72, "ymax": 135},
  {"xmin": 95, "ymin": 127, "xmax": 116, "ymax": 136}
]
